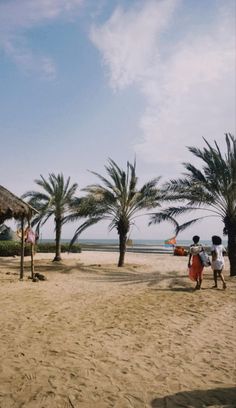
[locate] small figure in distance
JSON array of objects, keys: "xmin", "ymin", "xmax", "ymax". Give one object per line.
[
  {"xmin": 211, "ymin": 235, "xmax": 227, "ymax": 290},
  {"xmin": 188, "ymin": 235, "xmax": 204, "ymax": 290}
]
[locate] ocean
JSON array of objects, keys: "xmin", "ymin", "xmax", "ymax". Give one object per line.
[
  {"xmin": 39, "ymin": 238, "xmax": 228, "ymax": 254},
  {"xmin": 41, "ymin": 238, "xmax": 227, "ymax": 246},
  {"xmin": 77, "ymin": 238, "xmax": 217, "ymax": 246}
]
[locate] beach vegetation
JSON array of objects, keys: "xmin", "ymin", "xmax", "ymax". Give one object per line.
[
  {"xmin": 36, "ymin": 242, "xmax": 81, "ymax": 253},
  {"xmin": 22, "ymin": 174, "xmax": 78, "ymax": 262},
  {"xmin": 0, "ymin": 241, "xmax": 81, "ymax": 257},
  {"xmin": 0, "ymin": 241, "xmax": 31, "ymax": 257},
  {"xmin": 150, "ymin": 133, "xmax": 236, "ymax": 276},
  {"xmin": 68, "ymin": 159, "xmax": 161, "ymax": 266}
]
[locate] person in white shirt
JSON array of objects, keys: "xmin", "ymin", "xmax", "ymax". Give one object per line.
[{"xmin": 211, "ymin": 235, "xmax": 227, "ymax": 289}]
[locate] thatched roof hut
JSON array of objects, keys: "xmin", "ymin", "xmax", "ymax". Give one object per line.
[
  {"xmin": 0, "ymin": 185, "xmax": 37, "ymax": 279},
  {"xmin": 0, "ymin": 185, "xmax": 35, "ymax": 224}
]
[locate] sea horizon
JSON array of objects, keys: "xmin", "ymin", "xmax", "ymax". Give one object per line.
[{"xmin": 39, "ymin": 238, "xmax": 228, "ymax": 247}]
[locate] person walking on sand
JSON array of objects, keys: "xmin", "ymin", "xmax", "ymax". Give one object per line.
[
  {"xmin": 211, "ymin": 235, "xmax": 227, "ymax": 289},
  {"xmin": 188, "ymin": 235, "xmax": 204, "ymax": 290}
]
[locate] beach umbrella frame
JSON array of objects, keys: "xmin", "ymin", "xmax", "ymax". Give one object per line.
[{"xmin": 0, "ymin": 185, "xmax": 38, "ymax": 279}]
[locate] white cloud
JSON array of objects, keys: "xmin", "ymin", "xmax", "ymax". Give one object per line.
[
  {"xmin": 0, "ymin": 0, "xmax": 84, "ymax": 78},
  {"xmin": 90, "ymin": 0, "xmax": 178, "ymax": 89},
  {"xmin": 90, "ymin": 0, "xmax": 236, "ymax": 172},
  {"xmin": 2, "ymin": 36, "xmax": 57, "ymax": 79},
  {"xmin": 137, "ymin": 21, "xmax": 235, "ymax": 163}
]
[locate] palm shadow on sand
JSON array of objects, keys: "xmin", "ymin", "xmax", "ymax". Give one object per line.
[
  {"xmin": 151, "ymin": 386, "xmax": 236, "ymax": 408},
  {"xmin": 77, "ymin": 265, "xmax": 219, "ymax": 292},
  {"xmin": 0, "ymin": 260, "xmax": 215, "ymax": 292},
  {"xmin": 77, "ymin": 266, "xmax": 195, "ymax": 290}
]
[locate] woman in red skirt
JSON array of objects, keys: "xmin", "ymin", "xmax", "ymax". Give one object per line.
[{"xmin": 188, "ymin": 235, "xmax": 204, "ymax": 290}]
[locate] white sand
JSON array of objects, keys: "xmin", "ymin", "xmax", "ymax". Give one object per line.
[{"xmin": 0, "ymin": 251, "xmax": 235, "ymax": 408}]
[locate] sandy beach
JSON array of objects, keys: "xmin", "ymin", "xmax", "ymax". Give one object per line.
[{"xmin": 0, "ymin": 251, "xmax": 235, "ymax": 408}]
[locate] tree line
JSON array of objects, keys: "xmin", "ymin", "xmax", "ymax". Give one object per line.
[{"xmin": 22, "ymin": 134, "xmax": 236, "ymax": 276}]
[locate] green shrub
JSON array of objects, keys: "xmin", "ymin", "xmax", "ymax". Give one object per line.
[
  {"xmin": 0, "ymin": 241, "xmax": 31, "ymax": 257},
  {"xmin": 36, "ymin": 242, "xmax": 81, "ymax": 253},
  {"xmin": 0, "ymin": 241, "xmax": 81, "ymax": 257}
]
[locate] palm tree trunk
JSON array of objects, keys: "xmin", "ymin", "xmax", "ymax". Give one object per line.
[
  {"xmin": 118, "ymin": 233, "xmax": 127, "ymax": 267},
  {"xmin": 227, "ymin": 223, "xmax": 236, "ymax": 276},
  {"xmin": 53, "ymin": 218, "xmax": 62, "ymax": 262}
]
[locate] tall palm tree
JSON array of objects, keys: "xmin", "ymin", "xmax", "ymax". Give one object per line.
[
  {"xmin": 69, "ymin": 159, "xmax": 161, "ymax": 267},
  {"xmin": 22, "ymin": 173, "xmax": 78, "ymax": 261},
  {"xmin": 150, "ymin": 133, "xmax": 236, "ymax": 276}
]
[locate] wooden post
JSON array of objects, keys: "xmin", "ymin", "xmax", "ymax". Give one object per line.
[
  {"xmin": 31, "ymin": 243, "xmax": 35, "ymax": 279},
  {"xmin": 27, "ymin": 220, "xmax": 35, "ymax": 280},
  {"xmin": 20, "ymin": 217, "xmax": 24, "ymax": 280}
]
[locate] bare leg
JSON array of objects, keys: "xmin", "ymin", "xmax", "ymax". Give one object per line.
[
  {"xmin": 194, "ymin": 278, "xmax": 202, "ymax": 290},
  {"xmin": 218, "ymin": 270, "xmax": 226, "ymax": 289},
  {"xmin": 212, "ymin": 271, "xmax": 218, "ymax": 288}
]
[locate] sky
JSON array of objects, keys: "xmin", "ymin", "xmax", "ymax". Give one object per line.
[{"xmin": 0, "ymin": 0, "xmax": 235, "ymax": 241}]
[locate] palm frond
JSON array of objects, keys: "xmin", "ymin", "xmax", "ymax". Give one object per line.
[
  {"xmin": 70, "ymin": 159, "xmax": 162, "ymax": 249},
  {"xmin": 158, "ymin": 134, "xmax": 236, "ymax": 242},
  {"xmin": 176, "ymin": 216, "xmax": 215, "ymax": 233},
  {"xmin": 149, "ymin": 211, "xmax": 179, "ymax": 226},
  {"xmin": 22, "ymin": 191, "xmax": 49, "ymax": 202},
  {"xmin": 22, "ymin": 173, "xmax": 78, "ymax": 256},
  {"xmin": 69, "ymin": 217, "xmax": 103, "ymax": 248}
]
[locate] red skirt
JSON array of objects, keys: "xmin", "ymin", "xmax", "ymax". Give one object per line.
[{"xmin": 189, "ymin": 255, "xmax": 204, "ymax": 281}]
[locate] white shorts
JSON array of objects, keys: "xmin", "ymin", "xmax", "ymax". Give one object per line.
[{"xmin": 211, "ymin": 260, "xmax": 224, "ymax": 271}]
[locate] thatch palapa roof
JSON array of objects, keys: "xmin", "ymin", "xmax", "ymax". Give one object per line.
[
  {"xmin": 0, "ymin": 185, "xmax": 37, "ymax": 224},
  {"xmin": 0, "ymin": 185, "xmax": 38, "ymax": 280}
]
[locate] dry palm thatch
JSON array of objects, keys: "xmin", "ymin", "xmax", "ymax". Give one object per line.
[
  {"xmin": 0, "ymin": 185, "xmax": 36, "ymax": 224},
  {"xmin": 0, "ymin": 185, "xmax": 38, "ymax": 280}
]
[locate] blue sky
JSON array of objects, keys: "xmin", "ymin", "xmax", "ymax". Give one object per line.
[{"xmin": 0, "ymin": 0, "xmax": 235, "ymax": 240}]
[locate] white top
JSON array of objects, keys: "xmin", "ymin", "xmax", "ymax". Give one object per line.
[
  {"xmin": 190, "ymin": 244, "xmax": 203, "ymax": 255},
  {"xmin": 211, "ymin": 244, "xmax": 226, "ymax": 270}
]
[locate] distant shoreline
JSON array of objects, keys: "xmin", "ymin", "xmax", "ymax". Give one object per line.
[
  {"xmin": 39, "ymin": 238, "xmax": 227, "ymax": 246},
  {"xmin": 38, "ymin": 239, "xmax": 219, "ymax": 254}
]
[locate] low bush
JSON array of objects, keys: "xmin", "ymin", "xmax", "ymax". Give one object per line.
[
  {"xmin": 0, "ymin": 241, "xmax": 31, "ymax": 257},
  {"xmin": 36, "ymin": 242, "xmax": 81, "ymax": 253},
  {"xmin": 0, "ymin": 241, "xmax": 81, "ymax": 257}
]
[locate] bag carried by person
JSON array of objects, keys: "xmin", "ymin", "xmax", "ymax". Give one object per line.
[{"xmin": 199, "ymin": 250, "xmax": 211, "ymax": 267}]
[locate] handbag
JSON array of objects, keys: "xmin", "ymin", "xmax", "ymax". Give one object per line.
[{"xmin": 199, "ymin": 250, "xmax": 211, "ymax": 267}]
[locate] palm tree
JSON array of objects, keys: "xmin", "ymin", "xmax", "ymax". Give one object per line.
[
  {"xmin": 69, "ymin": 159, "xmax": 161, "ymax": 267},
  {"xmin": 22, "ymin": 173, "xmax": 78, "ymax": 261},
  {"xmin": 150, "ymin": 133, "xmax": 236, "ymax": 276}
]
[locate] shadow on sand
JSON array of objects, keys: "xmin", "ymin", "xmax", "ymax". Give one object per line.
[
  {"xmin": 77, "ymin": 266, "xmax": 191, "ymax": 288},
  {"xmin": 0, "ymin": 259, "xmax": 216, "ymax": 292},
  {"xmin": 151, "ymin": 386, "xmax": 236, "ymax": 408},
  {"xmin": 76, "ymin": 266, "xmax": 219, "ymax": 292}
]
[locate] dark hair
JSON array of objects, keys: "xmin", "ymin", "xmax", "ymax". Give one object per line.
[
  {"xmin": 212, "ymin": 235, "xmax": 222, "ymax": 245},
  {"xmin": 192, "ymin": 235, "xmax": 200, "ymax": 244}
]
